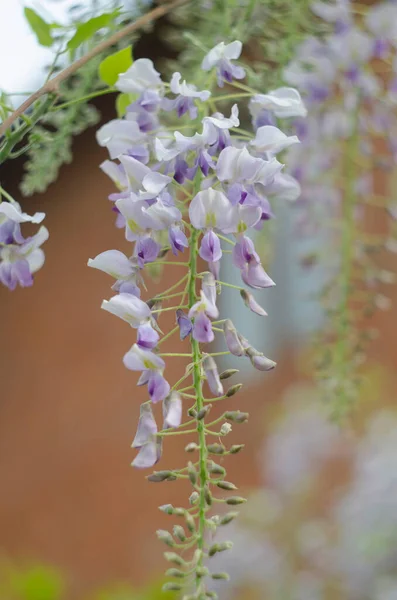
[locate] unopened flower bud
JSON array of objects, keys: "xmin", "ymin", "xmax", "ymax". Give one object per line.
[
  {"xmin": 157, "ymin": 247, "xmax": 169, "ymax": 259},
  {"xmin": 223, "ymin": 320, "xmax": 244, "ymax": 356},
  {"xmin": 219, "ymin": 368, "xmax": 239, "ymax": 380},
  {"xmin": 148, "ymin": 470, "xmax": 175, "ymax": 483},
  {"xmin": 220, "ymin": 423, "xmax": 232, "ymax": 435},
  {"xmin": 220, "ymin": 511, "xmax": 239, "ymax": 525},
  {"xmin": 159, "ymin": 504, "xmax": 174, "ymax": 515},
  {"xmin": 157, "ymin": 530, "xmax": 174, "ymax": 546},
  {"xmin": 192, "ymin": 549, "xmax": 203, "ymax": 564},
  {"xmin": 207, "ymin": 443, "xmax": 225, "ymax": 455},
  {"xmin": 165, "ymin": 568, "xmax": 186, "ymax": 578},
  {"xmin": 212, "ymin": 573, "xmax": 230, "ymax": 581},
  {"xmin": 226, "ymin": 383, "xmax": 243, "ymax": 397},
  {"xmin": 224, "ymin": 410, "xmax": 249, "ymax": 423},
  {"xmin": 189, "ymin": 491, "xmax": 199, "ymax": 505},
  {"xmin": 208, "ymin": 461, "xmax": 226, "ymax": 476},
  {"xmin": 188, "ymin": 407, "xmax": 198, "ymax": 418},
  {"xmin": 173, "ymin": 525, "xmax": 186, "ymax": 542},
  {"xmin": 216, "ymin": 480, "xmax": 238, "ymax": 491},
  {"xmin": 246, "ymin": 347, "xmax": 276, "ymax": 371},
  {"xmin": 197, "ymin": 405, "xmax": 211, "ymax": 420},
  {"xmin": 226, "ymin": 496, "xmax": 247, "ymax": 505},
  {"xmin": 185, "ymin": 442, "xmax": 199, "ymax": 452},
  {"xmin": 162, "ymin": 582, "xmax": 183, "ymax": 592},
  {"xmin": 196, "ymin": 566, "xmax": 209, "ymax": 578},
  {"xmin": 230, "ymin": 444, "xmax": 245, "ymax": 454},
  {"xmin": 173, "ymin": 507, "xmax": 185, "ymax": 517},
  {"xmin": 188, "ymin": 462, "xmax": 197, "ymax": 485},
  {"xmin": 164, "ymin": 552, "xmax": 185, "ymax": 566},
  {"xmin": 205, "ymin": 592, "xmax": 219, "ymax": 599},
  {"xmin": 208, "ymin": 541, "xmax": 233, "ymax": 556},
  {"xmin": 204, "ymin": 485, "xmax": 213, "ymax": 506},
  {"xmin": 185, "ymin": 513, "xmax": 196, "ymax": 533},
  {"xmin": 240, "ymin": 289, "xmax": 267, "ymax": 316},
  {"xmin": 203, "ymin": 356, "xmax": 224, "ymax": 396}
]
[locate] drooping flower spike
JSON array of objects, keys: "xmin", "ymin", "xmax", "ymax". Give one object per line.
[{"xmin": 90, "ymin": 38, "xmax": 302, "ymax": 597}]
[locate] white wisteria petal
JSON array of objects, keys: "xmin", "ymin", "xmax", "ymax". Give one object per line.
[
  {"xmin": 250, "ymin": 88, "xmax": 307, "ymax": 118},
  {"xmin": 132, "ymin": 402, "xmax": 157, "ymax": 448},
  {"xmin": 96, "ymin": 119, "xmax": 144, "ymax": 159},
  {"xmin": 116, "ymin": 58, "xmax": 163, "ymax": 94},
  {"xmin": 170, "ymin": 72, "xmax": 211, "ymax": 100},
  {"xmin": 266, "ymin": 173, "xmax": 301, "ymax": 202},
  {"xmin": 88, "ymin": 250, "xmax": 135, "ymax": 279},
  {"xmin": 100, "ymin": 160, "xmax": 127, "ymax": 190},
  {"xmin": 311, "ymin": 0, "xmax": 351, "ymax": 23},
  {"xmin": 237, "ymin": 205, "xmax": 262, "ymax": 230},
  {"xmin": 202, "ymin": 40, "xmax": 242, "ymax": 70},
  {"xmin": 204, "ymin": 104, "xmax": 240, "ymax": 129},
  {"xmin": 116, "ymin": 196, "xmax": 152, "ymax": 240},
  {"xmin": 251, "ymin": 126, "xmax": 300, "ymax": 155},
  {"xmin": 123, "ymin": 343, "xmax": 165, "ymax": 371},
  {"xmin": 22, "ymin": 226, "xmax": 49, "ymax": 255},
  {"xmin": 189, "ymin": 187, "xmax": 238, "ymax": 233},
  {"xmin": 26, "ymin": 249, "xmax": 45, "ymax": 273},
  {"xmin": 101, "ymin": 293, "xmax": 150, "ymax": 327},
  {"xmin": 0, "ymin": 202, "xmax": 45, "ymax": 225},
  {"xmin": 217, "ymin": 146, "xmax": 283, "ymax": 187}
]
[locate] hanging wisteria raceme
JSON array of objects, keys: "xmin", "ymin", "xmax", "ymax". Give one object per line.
[
  {"xmin": 280, "ymin": 0, "xmax": 397, "ymax": 416},
  {"xmin": 89, "ymin": 41, "xmax": 305, "ymax": 598},
  {"xmin": 0, "ymin": 187, "xmax": 48, "ymax": 290}
]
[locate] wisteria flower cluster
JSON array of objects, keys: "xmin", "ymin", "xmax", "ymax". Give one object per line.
[
  {"xmin": 282, "ymin": 0, "xmax": 397, "ymax": 413},
  {"xmin": 0, "ymin": 191, "xmax": 48, "ymax": 290},
  {"xmin": 89, "ymin": 40, "xmax": 305, "ymax": 597}
]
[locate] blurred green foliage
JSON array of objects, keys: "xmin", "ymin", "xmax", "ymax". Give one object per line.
[{"xmin": 0, "ymin": 561, "xmax": 174, "ymax": 600}]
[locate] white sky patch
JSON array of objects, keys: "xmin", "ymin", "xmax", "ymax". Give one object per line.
[{"xmin": 0, "ymin": 0, "xmax": 132, "ymax": 99}]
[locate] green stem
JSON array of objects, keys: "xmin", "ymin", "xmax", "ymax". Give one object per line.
[
  {"xmin": 51, "ymin": 87, "xmax": 116, "ymax": 111},
  {"xmin": 0, "ymin": 94, "xmax": 56, "ymax": 164},
  {"xmin": 189, "ymin": 225, "xmax": 208, "ymax": 593}
]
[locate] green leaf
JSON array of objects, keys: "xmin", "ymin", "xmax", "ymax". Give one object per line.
[
  {"xmin": 99, "ymin": 46, "xmax": 133, "ymax": 86},
  {"xmin": 24, "ymin": 8, "xmax": 54, "ymax": 47},
  {"xmin": 116, "ymin": 93, "xmax": 131, "ymax": 118},
  {"xmin": 67, "ymin": 11, "xmax": 118, "ymax": 51}
]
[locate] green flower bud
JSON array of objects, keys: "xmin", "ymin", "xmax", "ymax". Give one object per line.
[
  {"xmin": 220, "ymin": 511, "xmax": 239, "ymax": 525},
  {"xmin": 216, "ymin": 481, "xmax": 238, "ymax": 491},
  {"xmin": 226, "ymin": 496, "xmax": 247, "ymax": 505},
  {"xmin": 185, "ymin": 442, "xmax": 199, "ymax": 452},
  {"xmin": 159, "ymin": 504, "xmax": 174, "ymax": 514},
  {"xmin": 219, "ymin": 368, "xmax": 239, "ymax": 380},
  {"xmin": 164, "ymin": 552, "xmax": 185, "ymax": 566},
  {"xmin": 185, "ymin": 513, "xmax": 196, "ymax": 533},
  {"xmin": 204, "ymin": 485, "xmax": 213, "ymax": 506},
  {"xmin": 208, "ymin": 461, "xmax": 226, "ymax": 476},
  {"xmin": 226, "ymin": 383, "xmax": 243, "ymax": 397},
  {"xmin": 230, "ymin": 444, "xmax": 245, "ymax": 454},
  {"xmin": 173, "ymin": 525, "xmax": 186, "ymax": 542},
  {"xmin": 224, "ymin": 411, "xmax": 249, "ymax": 423},
  {"xmin": 174, "ymin": 507, "xmax": 185, "ymax": 517},
  {"xmin": 196, "ymin": 566, "xmax": 209, "ymax": 578},
  {"xmin": 166, "ymin": 568, "xmax": 186, "ymax": 578},
  {"xmin": 156, "ymin": 530, "xmax": 174, "ymax": 547},
  {"xmin": 188, "ymin": 461, "xmax": 197, "ymax": 485},
  {"xmin": 148, "ymin": 470, "xmax": 176, "ymax": 482},
  {"xmin": 162, "ymin": 582, "xmax": 183, "ymax": 592},
  {"xmin": 220, "ymin": 423, "xmax": 232, "ymax": 436},
  {"xmin": 208, "ymin": 541, "xmax": 233, "ymax": 556},
  {"xmin": 188, "ymin": 407, "xmax": 198, "ymax": 418},
  {"xmin": 189, "ymin": 491, "xmax": 199, "ymax": 505},
  {"xmin": 207, "ymin": 443, "xmax": 225, "ymax": 455},
  {"xmin": 212, "ymin": 573, "xmax": 230, "ymax": 580},
  {"xmin": 197, "ymin": 405, "xmax": 211, "ymax": 420}
]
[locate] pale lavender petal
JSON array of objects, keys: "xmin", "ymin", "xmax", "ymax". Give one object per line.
[
  {"xmin": 169, "ymin": 226, "xmax": 188, "ymax": 255},
  {"xmin": 123, "ymin": 344, "xmax": 165, "ymax": 371},
  {"xmin": 203, "ymin": 356, "xmax": 224, "ymax": 396},
  {"xmin": 199, "ymin": 231, "xmax": 222, "ymax": 263},
  {"xmin": 163, "ymin": 392, "xmax": 182, "ymax": 429},
  {"xmin": 176, "ymin": 309, "xmax": 192, "ymax": 340},
  {"xmin": 223, "ymin": 319, "xmax": 245, "ymax": 356},
  {"xmin": 148, "ymin": 372, "xmax": 170, "ymax": 404},
  {"xmin": 137, "ymin": 322, "xmax": 160, "ymax": 349},
  {"xmin": 132, "ymin": 437, "xmax": 161, "ymax": 469},
  {"xmin": 240, "ymin": 289, "xmax": 268, "ymax": 316},
  {"xmin": 241, "ymin": 263, "xmax": 276, "ymax": 289},
  {"xmin": 192, "ymin": 312, "xmax": 214, "ymax": 343},
  {"xmin": 132, "ymin": 402, "xmax": 158, "ymax": 448},
  {"xmin": 101, "ymin": 293, "xmax": 151, "ymax": 327}
]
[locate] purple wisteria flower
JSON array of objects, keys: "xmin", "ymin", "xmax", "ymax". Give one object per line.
[
  {"xmin": 163, "ymin": 72, "xmax": 211, "ymax": 119},
  {"xmin": 201, "ymin": 41, "xmax": 246, "ymax": 87},
  {"xmin": 0, "ymin": 200, "xmax": 48, "ymax": 291}
]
